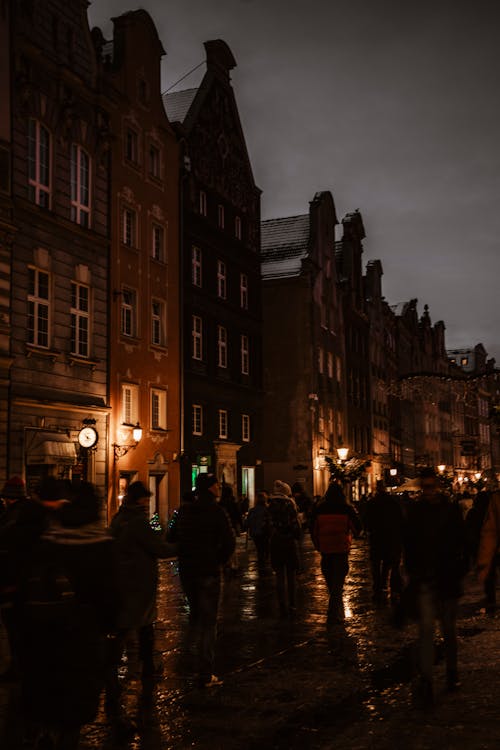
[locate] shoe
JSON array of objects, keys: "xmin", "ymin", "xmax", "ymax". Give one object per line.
[{"xmin": 202, "ymin": 674, "xmax": 223, "ymax": 688}]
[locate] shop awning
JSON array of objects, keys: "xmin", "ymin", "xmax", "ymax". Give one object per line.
[{"xmin": 26, "ymin": 440, "xmax": 77, "ymax": 465}]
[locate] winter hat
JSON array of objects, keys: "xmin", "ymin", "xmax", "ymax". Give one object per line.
[
  {"xmin": 196, "ymin": 473, "xmax": 219, "ymax": 493},
  {"xmin": 126, "ymin": 481, "xmax": 152, "ymax": 504},
  {"xmin": 1, "ymin": 475, "xmax": 27, "ymax": 500},
  {"xmin": 273, "ymin": 480, "xmax": 292, "ymax": 497}
]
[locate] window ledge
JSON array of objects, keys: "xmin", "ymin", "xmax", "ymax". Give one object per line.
[
  {"xmin": 25, "ymin": 345, "xmax": 60, "ymax": 363},
  {"xmin": 67, "ymin": 354, "xmax": 100, "ymax": 371}
]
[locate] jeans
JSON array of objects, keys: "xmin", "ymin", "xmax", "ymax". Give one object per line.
[
  {"xmin": 417, "ymin": 584, "xmax": 458, "ymax": 682},
  {"xmin": 321, "ymin": 553, "xmax": 349, "ymax": 622},
  {"xmin": 180, "ymin": 574, "xmax": 221, "ymax": 680}
]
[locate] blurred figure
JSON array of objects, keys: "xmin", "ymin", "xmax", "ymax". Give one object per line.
[
  {"xmin": 268, "ymin": 480, "xmax": 301, "ymax": 617},
  {"xmin": 246, "ymin": 491, "xmax": 271, "ymax": 571},
  {"xmin": 168, "ymin": 473, "xmax": 235, "ymax": 687},
  {"xmin": 403, "ymin": 468, "xmax": 467, "ymax": 709},
  {"xmin": 476, "ymin": 489, "xmax": 500, "ymax": 614},
  {"xmin": 219, "ymin": 483, "xmax": 242, "ymax": 574},
  {"xmin": 310, "ymin": 482, "xmax": 361, "ymax": 625},
  {"xmin": 365, "ymin": 480, "xmax": 403, "ymax": 605},
  {"xmin": 291, "ymin": 482, "xmax": 313, "ymax": 530}
]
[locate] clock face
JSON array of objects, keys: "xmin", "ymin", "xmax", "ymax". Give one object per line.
[{"xmin": 78, "ymin": 426, "xmax": 98, "ymax": 449}]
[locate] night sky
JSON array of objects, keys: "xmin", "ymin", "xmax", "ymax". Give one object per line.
[{"xmin": 88, "ymin": 0, "xmax": 500, "ymax": 362}]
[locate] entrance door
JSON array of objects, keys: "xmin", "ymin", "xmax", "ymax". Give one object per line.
[
  {"xmin": 242, "ymin": 466, "xmax": 255, "ymax": 507},
  {"xmin": 149, "ymin": 473, "xmax": 168, "ymax": 526}
]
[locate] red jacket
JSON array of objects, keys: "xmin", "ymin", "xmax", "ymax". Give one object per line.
[{"xmin": 311, "ymin": 499, "xmax": 361, "ymax": 554}]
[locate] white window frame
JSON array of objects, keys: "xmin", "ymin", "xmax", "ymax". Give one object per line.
[
  {"xmin": 242, "ymin": 414, "xmax": 250, "ymax": 442},
  {"xmin": 217, "ymin": 204, "xmax": 225, "ymax": 229},
  {"xmin": 151, "ymin": 299, "xmax": 165, "ymax": 347},
  {"xmin": 192, "ymin": 404, "xmax": 203, "ymax": 436},
  {"xmin": 121, "ymin": 287, "xmax": 136, "ymax": 337},
  {"xmin": 217, "ymin": 325, "xmax": 227, "ymax": 368},
  {"xmin": 122, "ymin": 208, "xmax": 137, "ymax": 247},
  {"xmin": 192, "ymin": 246, "xmax": 202, "ymax": 287},
  {"xmin": 218, "ymin": 409, "xmax": 228, "ymax": 439},
  {"xmin": 241, "ymin": 334, "xmax": 249, "ymax": 375},
  {"xmin": 318, "ymin": 347, "xmax": 324, "ymax": 374},
  {"xmin": 199, "ymin": 190, "xmax": 207, "ymax": 216},
  {"xmin": 121, "ymin": 383, "xmax": 139, "ymax": 425},
  {"xmin": 152, "ymin": 224, "xmax": 165, "ymax": 262},
  {"xmin": 27, "ymin": 266, "xmax": 50, "ymax": 348},
  {"xmin": 28, "ymin": 119, "xmax": 51, "ymax": 208},
  {"xmin": 217, "ymin": 260, "xmax": 227, "ymax": 299},
  {"xmin": 151, "ymin": 388, "xmax": 167, "ymax": 430},
  {"xmin": 70, "ymin": 281, "xmax": 90, "ymax": 357},
  {"xmin": 70, "ymin": 144, "xmax": 91, "ymax": 227},
  {"xmin": 192, "ymin": 315, "xmax": 202, "ymax": 360},
  {"xmin": 125, "ymin": 127, "xmax": 139, "ymax": 163},
  {"xmin": 235, "ymin": 215, "xmax": 242, "ymax": 240},
  {"xmin": 327, "ymin": 351, "xmax": 334, "ymax": 379},
  {"xmin": 318, "ymin": 405, "xmax": 325, "ymax": 434},
  {"xmin": 240, "ymin": 273, "xmax": 248, "ymax": 309}
]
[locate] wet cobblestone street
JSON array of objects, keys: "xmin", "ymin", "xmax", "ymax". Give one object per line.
[{"xmin": 2, "ymin": 534, "xmax": 500, "ymax": 749}]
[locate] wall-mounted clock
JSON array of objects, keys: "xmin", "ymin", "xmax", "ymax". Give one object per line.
[{"xmin": 78, "ymin": 426, "xmax": 98, "ymax": 449}]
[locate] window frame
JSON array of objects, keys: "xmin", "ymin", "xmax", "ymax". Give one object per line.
[
  {"xmin": 152, "ymin": 223, "xmax": 165, "ymax": 262},
  {"xmin": 70, "ymin": 143, "xmax": 91, "ymax": 227},
  {"xmin": 240, "ymin": 273, "xmax": 248, "ymax": 309},
  {"xmin": 199, "ymin": 190, "xmax": 207, "ymax": 216},
  {"xmin": 242, "ymin": 414, "xmax": 250, "ymax": 443},
  {"xmin": 151, "ymin": 387, "xmax": 167, "ymax": 431},
  {"xmin": 125, "ymin": 127, "xmax": 139, "ymax": 164},
  {"xmin": 70, "ymin": 280, "xmax": 90, "ymax": 357},
  {"xmin": 27, "ymin": 266, "xmax": 50, "ymax": 349},
  {"xmin": 28, "ymin": 119, "xmax": 51, "ymax": 208},
  {"xmin": 241, "ymin": 334, "xmax": 250, "ymax": 375},
  {"xmin": 121, "ymin": 383, "xmax": 139, "ymax": 426},
  {"xmin": 192, "ymin": 404, "xmax": 203, "ymax": 436},
  {"xmin": 217, "ymin": 324, "xmax": 228, "ymax": 368},
  {"xmin": 217, "ymin": 259, "xmax": 227, "ymax": 300},
  {"xmin": 192, "ymin": 315, "xmax": 203, "ymax": 360},
  {"xmin": 122, "ymin": 207, "xmax": 137, "ymax": 248},
  {"xmin": 218, "ymin": 409, "xmax": 228, "ymax": 439},
  {"xmin": 217, "ymin": 204, "xmax": 225, "ymax": 229},
  {"xmin": 191, "ymin": 246, "xmax": 202, "ymax": 287},
  {"xmin": 148, "ymin": 143, "xmax": 161, "ymax": 179},
  {"xmin": 151, "ymin": 298, "xmax": 165, "ymax": 347},
  {"xmin": 121, "ymin": 287, "xmax": 137, "ymax": 338}
]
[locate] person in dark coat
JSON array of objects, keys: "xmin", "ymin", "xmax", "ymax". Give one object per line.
[
  {"xmin": 109, "ymin": 481, "xmax": 175, "ymax": 683},
  {"xmin": 310, "ymin": 481, "xmax": 362, "ymax": 625},
  {"xmin": 465, "ymin": 491, "xmax": 497, "ymax": 613},
  {"xmin": 18, "ymin": 480, "xmax": 119, "ymax": 750},
  {"xmin": 268, "ymin": 480, "xmax": 301, "ymax": 617},
  {"xmin": 168, "ymin": 473, "xmax": 235, "ymax": 687},
  {"xmin": 245, "ymin": 491, "xmax": 271, "ymax": 570},
  {"xmin": 403, "ymin": 468, "xmax": 468, "ymax": 708},
  {"xmin": 365, "ymin": 480, "xmax": 403, "ymax": 604}
]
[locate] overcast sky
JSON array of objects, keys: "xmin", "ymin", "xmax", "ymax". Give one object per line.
[{"xmin": 88, "ymin": 0, "xmax": 500, "ymax": 362}]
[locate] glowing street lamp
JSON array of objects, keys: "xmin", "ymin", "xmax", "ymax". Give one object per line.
[
  {"xmin": 113, "ymin": 422, "xmax": 143, "ymax": 460},
  {"xmin": 437, "ymin": 464, "xmax": 446, "ymax": 474},
  {"xmin": 337, "ymin": 446, "xmax": 349, "ymax": 462}
]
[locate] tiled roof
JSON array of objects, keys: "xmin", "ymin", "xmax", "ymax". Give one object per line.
[
  {"xmin": 163, "ymin": 88, "xmax": 198, "ymax": 124},
  {"xmin": 261, "ymin": 215, "xmax": 310, "ymax": 279}
]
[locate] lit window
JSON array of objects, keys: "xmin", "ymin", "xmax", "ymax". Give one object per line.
[
  {"xmin": 27, "ymin": 267, "xmax": 50, "ymax": 348},
  {"xmin": 70, "ymin": 144, "xmax": 90, "ymax": 227},
  {"xmin": 240, "ymin": 273, "xmax": 248, "ymax": 309},
  {"xmin": 242, "ymin": 414, "xmax": 250, "ymax": 442},
  {"xmin": 192, "ymin": 404, "xmax": 203, "ymax": 435},
  {"xmin": 199, "ymin": 190, "xmax": 207, "ymax": 216},
  {"xmin": 151, "ymin": 299, "xmax": 165, "ymax": 346},
  {"xmin": 318, "ymin": 347, "xmax": 324, "ymax": 374},
  {"xmin": 327, "ymin": 352, "xmax": 333, "ymax": 379},
  {"xmin": 28, "ymin": 119, "xmax": 51, "ymax": 208},
  {"xmin": 217, "ymin": 260, "xmax": 227, "ymax": 299},
  {"xmin": 235, "ymin": 216, "xmax": 242, "ymax": 240},
  {"xmin": 192, "ymin": 247, "xmax": 202, "ymax": 287},
  {"xmin": 121, "ymin": 288, "xmax": 136, "ymax": 337},
  {"xmin": 328, "ymin": 408, "xmax": 334, "ymax": 437},
  {"xmin": 70, "ymin": 281, "xmax": 89, "ymax": 357},
  {"xmin": 149, "ymin": 145, "xmax": 160, "ymax": 178},
  {"xmin": 218, "ymin": 409, "xmax": 228, "ymax": 439},
  {"xmin": 461, "ymin": 357, "xmax": 468, "ymax": 366},
  {"xmin": 241, "ymin": 334, "xmax": 249, "ymax": 375},
  {"xmin": 122, "ymin": 208, "xmax": 137, "ymax": 247},
  {"xmin": 125, "ymin": 128, "xmax": 139, "ymax": 163},
  {"xmin": 151, "ymin": 388, "xmax": 167, "ymax": 430},
  {"xmin": 192, "ymin": 315, "xmax": 202, "ymax": 360},
  {"xmin": 218, "ymin": 204, "xmax": 225, "ymax": 229},
  {"xmin": 217, "ymin": 325, "xmax": 227, "ymax": 368},
  {"xmin": 152, "ymin": 224, "xmax": 165, "ymax": 262},
  {"xmin": 121, "ymin": 383, "xmax": 139, "ymax": 425},
  {"xmin": 336, "ymin": 356, "xmax": 342, "ymax": 382}
]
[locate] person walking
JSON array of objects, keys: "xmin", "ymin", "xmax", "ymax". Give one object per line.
[
  {"xmin": 268, "ymin": 480, "xmax": 301, "ymax": 617},
  {"xmin": 310, "ymin": 481, "xmax": 362, "ymax": 625},
  {"xmin": 476, "ymin": 488, "xmax": 500, "ymax": 614},
  {"xmin": 168, "ymin": 473, "xmax": 235, "ymax": 687},
  {"xmin": 403, "ymin": 468, "xmax": 468, "ymax": 708},
  {"xmin": 365, "ymin": 480, "xmax": 403, "ymax": 605},
  {"xmin": 246, "ymin": 491, "xmax": 271, "ymax": 571}
]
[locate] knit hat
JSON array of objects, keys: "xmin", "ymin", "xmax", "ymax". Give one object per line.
[
  {"xmin": 1, "ymin": 476, "xmax": 27, "ymax": 500},
  {"xmin": 272, "ymin": 480, "xmax": 292, "ymax": 497},
  {"xmin": 195, "ymin": 473, "xmax": 219, "ymax": 493},
  {"xmin": 126, "ymin": 481, "xmax": 152, "ymax": 504}
]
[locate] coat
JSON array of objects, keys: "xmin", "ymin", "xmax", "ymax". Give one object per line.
[
  {"xmin": 477, "ymin": 490, "xmax": 500, "ymax": 581},
  {"xmin": 311, "ymin": 496, "xmax": 362, "ymax": 555},
  {"xmin": 268, "ymin": 493, "xmax": 301, "ymax": 570},
  {"xmin": 110, "ymin": 503, "xmax": 175, "ymax": 629},
  {"xmin": 364, "ymin": 491, "xmax": 403, "ymax": 560}
]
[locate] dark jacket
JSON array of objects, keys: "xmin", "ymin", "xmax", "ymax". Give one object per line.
[
  {"xmin": 403, "ymin": 495, "xmax": 467, "ymax": 598},
  {"xmin": 364, "ymin": 491, "xmax": 403, "ymax": 560},
  {"xmin": 246, "ymin": 504, "xmax": 271, "ymax": 539},
  {"xmin": 0, "ymin": 498, "xmax": 46, "ymax": 600},
  {"xmin": 311, "ymin": 496, "xmax": 361, "ymax": 554},
  {"xmin": 168, "ymin": 492, "xmax": 235, "ymax": 578},
  {"xmin": 268, "ymin": 493, "xmax": 301, "ymax": 569},
  {"xmin": 110, "ymin": 503, "xmax": 175, "ymax": 629}
]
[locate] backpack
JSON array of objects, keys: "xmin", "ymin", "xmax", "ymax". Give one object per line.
[
  {"xmin": 246, "ymin": 506, "xmax": 269, "ymax": 538},
  {"xmin": 269, "ymin": 498, "xmax": 296, "ymax": 538}
]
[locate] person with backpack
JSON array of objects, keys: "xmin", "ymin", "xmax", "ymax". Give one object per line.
[
  {"xmin": 310, "ymin": 481, "xmax": 362, "ymax": 626},
  {"xmin": 246, "ymin": 491, "xmax": 271, "ymax": 571},
  {"xmin": 268, "ymin": 481, "xmax": 301, "ymax": 617}
]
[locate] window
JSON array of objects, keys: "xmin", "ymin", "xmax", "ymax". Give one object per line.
[
  {"xmin": 217, "ymin": 204, "xmax": 225, "ymax": 229},
  {"xmin": 235, "ymin": 215, "xmax": 242, "ymax": 240},
  {"xmin": 240, "ymin": 273, "xmax": 248, "ymax": 309},
  {"xmin": 217, "ymin": 260, "xmax": 227, "ymax": 299},
  {"xmin": 191, "ymin": 246, "xmax": 202, "ymax": 287},
  {"xmin": 192, "ymin": 404, "xmax": 203, "ymax": 436},
  {"xmin": 70, "ymin": 144, "xmax": 90, "ymax": 227},
  {"xmin": 151, "ymin": 300, "xmax": 165, "ymax": 346},
  {"xmin": 121, "ymin": 288, "xmax": 136, "ymax": 337},
  {"xmin": 151, "ymin": 388, "xmax": 167, "ymax": 430},
  {"xmin": 242, "ymin": 414, "xmax": 250, "ymax": 442},
  {"xmin": 27, "ymin": 267, "xmax": 50, "ymax": 348},
  {"xmin": 149, "ymin": 144, "xmax": 160, "ymax": 178},
  {"xmin": 336, "ymin": 356, "xmax": 342, "ymax": 382},
  {"xmin": 199, "ymin": 190, "xmax": 207, "ymax": 216},
  {"xmin": 328, "ymin": 408, "xmax": 334, "ymax": 438},
  {"xmin": 218, "ymin": 409, "xmax": 228, "ymax": 439},
  {"xmin": 122, "ymin": 208, "xmax": 137, "ymax": 247},
  {"xmin": 217, "ymin": 325, "xmax": 227, "ymax": 368},
  {"xmin": 318, "ymin": 347, "xmax": 324, "ymax": 374},
  {"xmin": 192, "ymin": 315, "xmax": 202, "ymax": 360},
  {"xmin": 70, "ymin": 281, "xmax": 89, "ymax": 357},
  {"xmin": 152, "ymin": 224, "xmax": 164, "ymax": 262},
  {"xmin": 461, "ymin": 357, "xmax": 468, "ymax": 366},
  {"xmin": 241, "ymin": 334, "xmax": 249, "ymax": 375},
  {"xmin": 121, "ymin": 383, "xmax": 139, "ymax": 425},
  {"xmin": 327, "ymin": 351, "xmax": 333, "ymax": 379},
  {"xmin": 318, "ymin": 405, "xmax": 325, "ymax": 434},
  {"xmin": 28, "ymin": 119, "xmax": 51, "ymax": 208},
  {"xmin": 125, "ymin": 128, "xmax": 139, "ymax": 163}
]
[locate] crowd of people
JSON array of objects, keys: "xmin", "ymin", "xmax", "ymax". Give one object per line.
[{"xmin": 1, "ymin": 467, "xmax": 499, "ymax": 747}]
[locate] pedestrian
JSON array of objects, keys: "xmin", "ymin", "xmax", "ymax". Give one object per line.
[
  {"xmin": 109, "ymin": 481, "xmax": 176, "ymax": 686},
  {"xmin": 310, "ymin": 481, "xmax": 362, "ymax": 626},
  {"xmin": 18, "ymin": 479, "xmax": 119, "ymax": 750},
  {"xmin": 219, "ymin": 483, "xmax": 242, "ymax": 574},
  {"xmin": 476, "ymin": 487, "xmax": 500, "ymax": 614},
  {"xmin": 403, "ymin": 467, "xmax": 468, "ymax": 708},
  {"xmin": 168, "ymin": 473, "xmax": 235, "ymax": 687},
  {"xmin": 365, "ymin": 480, "xmax": 403, "ymax": 605},
  {"xmin": 268, "ymin": 480, "xmax": 301, "ymax": 617},
  {"xmin": 246, "ymin": 491, "xmax": 271, "ymax": 571}
]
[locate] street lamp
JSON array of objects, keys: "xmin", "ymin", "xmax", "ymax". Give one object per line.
[
  {"xmin": 337, "ymin": 447, "xmax": 349, "ymax": 462},
  {"xmin": 113, "ymin": 422, "xmax": 143, "ymax": 460},
  {"xmin": 437, "ymin": 464, "xmax": 446, "ymax": 474}
]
